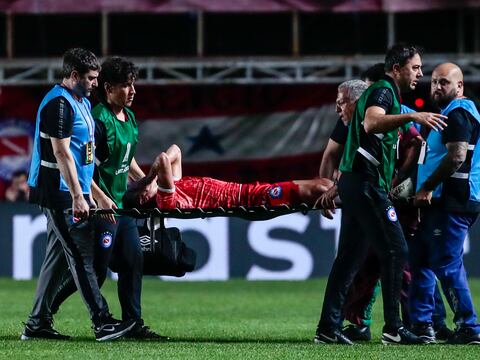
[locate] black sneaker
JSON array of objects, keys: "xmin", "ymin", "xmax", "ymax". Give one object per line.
[
  {"xmin": 314, "ymin": 328, "xmax": 354, "ymax": 345},
  {"xmin": 125, "ymin": 321, "xmax": 170, "ymax": 340},
  {"xmin": 410, "ymin": 323, "xmax": 436, "ymax": 343},
  {"xmin": 381, "ymin": 326, "xmax": 428, "ymax": 345},
  {"xmin": 93, "ymin": 317, "xmax": 136, "ymax": 342},
  {"xmin": 434, "ymin": 325, "xmax": 454, "ymax": 343},
  {"xmin": 447, "ymin": 327, "xmax": 480, "ymax": 345},
  {"xmin": 20, "ymin": 320, "xmax": 71, "ymax": 341},
  {"xmin": 341, "ymin": 324, "xmax": 371, "ymax": 341}
]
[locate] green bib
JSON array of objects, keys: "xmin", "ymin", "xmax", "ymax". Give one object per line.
[
  {"xmin": 339, "ymin": 78, "xmax": 404, "ymax": 192},
  {"xmin": 92, "ymin": 103, "xmax": 138, "ymax": 208}
]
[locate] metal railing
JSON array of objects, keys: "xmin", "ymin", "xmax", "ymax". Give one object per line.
[{"xmin": 1, "ymin": 55, "xmax": 480, "ymax": 85}]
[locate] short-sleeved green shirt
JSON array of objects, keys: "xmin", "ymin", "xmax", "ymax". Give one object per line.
[{"xmin": 92, "ymin": 102, "xmax": 138, "ymax": 208}]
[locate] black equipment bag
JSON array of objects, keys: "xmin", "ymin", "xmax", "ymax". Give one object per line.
[{"xmin": 138, "ymin": 218, "xmax": 196, "ymax": 277}]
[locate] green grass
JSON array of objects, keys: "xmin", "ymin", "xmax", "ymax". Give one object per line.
[{"xmin": 1, "ymin": 278, "xmax": 480, "ymax": 359}]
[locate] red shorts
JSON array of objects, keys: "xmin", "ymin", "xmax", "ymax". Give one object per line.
[{"xmin": 156, "ymin": 177, "xmax": 300, "ymax": 209}]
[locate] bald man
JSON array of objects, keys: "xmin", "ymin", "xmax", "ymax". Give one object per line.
[{"xmin": 409, "ymin": 63, "xmax": 480, "ymax": 344}]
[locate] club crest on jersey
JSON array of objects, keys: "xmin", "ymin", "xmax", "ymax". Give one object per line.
[
  {"xmin": 100, "ymin": 232, "xmax": 113, "ymax": 248},
  {"xmin": 386, "ymin": 206, "xmax": 398, "ymax": 222},
  {"xmin": 268, "ymin": 186, "xmax": 283, "ymax": 199}
]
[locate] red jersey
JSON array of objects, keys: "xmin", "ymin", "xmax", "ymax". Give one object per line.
[{"xmin": 156, "ymin": 176, "xmax": 300, "ymax": 209}]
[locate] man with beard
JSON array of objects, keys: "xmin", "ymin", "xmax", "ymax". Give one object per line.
[
  {"xmin": 410, "ymin": 63, "xmax": 480, "ymax": 344},
  {"xmin": 314, "ymin": 44, "xmax": 447, "ymax": 345},
  {"xmin": 23, "ymin": 49, "xmax": 136, "ymax": 341}
]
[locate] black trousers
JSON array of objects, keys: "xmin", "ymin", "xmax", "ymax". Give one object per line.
[
  {"xmin": 27, "ymin": 208, "xmax": 109, "ymax": 326},
  {"xmin": 48, "ymin": 215, "xmax": 144, "ymax": 321},
  {"xmin": 94, "ymin": 216, "xmax": 143, "ymax": 321},
  {"xmin": 318, "ymin": 172, "xmax": 408, "ymax": 332}
]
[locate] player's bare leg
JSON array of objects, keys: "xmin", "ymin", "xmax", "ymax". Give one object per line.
[
  {"xmin": 165, "ymin": 144, "xmax": 182, "ymax": 180},
  {"xmin": 154, "ymin": 152, "xmax": 175, "ymax": 191}
]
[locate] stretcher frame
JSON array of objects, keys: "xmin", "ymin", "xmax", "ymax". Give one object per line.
[{"xmin": 84, "ymin": 204, "xmax": 322, "ymax": 253}]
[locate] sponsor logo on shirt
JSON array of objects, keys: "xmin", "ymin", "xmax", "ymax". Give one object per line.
[
  {"xmin": 100, "ymin": 231, "xmax": 113, "ymax": 248},
  {"xmin": 386, "ymin": 206, "xmax": 398, "ymax": 222},
  {"xmin": 115, "ymin": 165, "xmax": 130, "ymax": 175},
  {"xmin": 268, "ymin": 186, "xmax": 283, "ymax": 199}
]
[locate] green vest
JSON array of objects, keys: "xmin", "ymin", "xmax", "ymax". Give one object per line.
[
  {"xmin": 339, "ymin": 78, "xmax": 403, "ymax": 192},
  {"xmin": 92, "ymin": 103, "xmax": 138, "ymax": 208}
]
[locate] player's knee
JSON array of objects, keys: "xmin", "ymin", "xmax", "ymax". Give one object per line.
[
  {"xmin": 158, "ymin": 152, "xmax": 170, "ymax": 167},
  {"xmin": 170, "ymin": 143, "xmax": 181, "ymax": 154},
  {"xmin": 168, "ymin": 144, "xmax": 182, "ymax": 160}
]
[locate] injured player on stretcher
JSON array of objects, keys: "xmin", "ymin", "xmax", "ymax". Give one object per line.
[{"xmin": 123, "ymin": 144, "xmax": 333, "ymax": 210}]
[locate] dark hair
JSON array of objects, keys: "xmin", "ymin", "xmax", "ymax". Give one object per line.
[
  {"xmin": 384, "ymin": 43, "xmax": 423, "ymax": 72},
  {"xmin": 123, "ymin": 179, "xmax": 155, "ymax": 209},
  {"xmin": 97, "ymin": 57, "xmax": 138, "ymax": 102},
  {"xmin": 361, "ymin": 63, "xmax": 385, "ymax": 83},
  {"xmin": 62, "ymin": 48, "xmax": 100, "ymax": 78}
]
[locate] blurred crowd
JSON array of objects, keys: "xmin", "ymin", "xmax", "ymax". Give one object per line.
[{"xmin": 1, "ymin": 170, "xmax": 29, "ymax": 202}]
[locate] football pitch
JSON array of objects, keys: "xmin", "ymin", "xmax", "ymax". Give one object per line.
[{"xmin": 1, "ymin": 278, "xmax": 480, "ymax": 359}]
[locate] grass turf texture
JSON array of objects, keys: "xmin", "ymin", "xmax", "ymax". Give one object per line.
[{"xmin": 1, "ymin": 279, "xmax": 480, "ymax": 359}]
